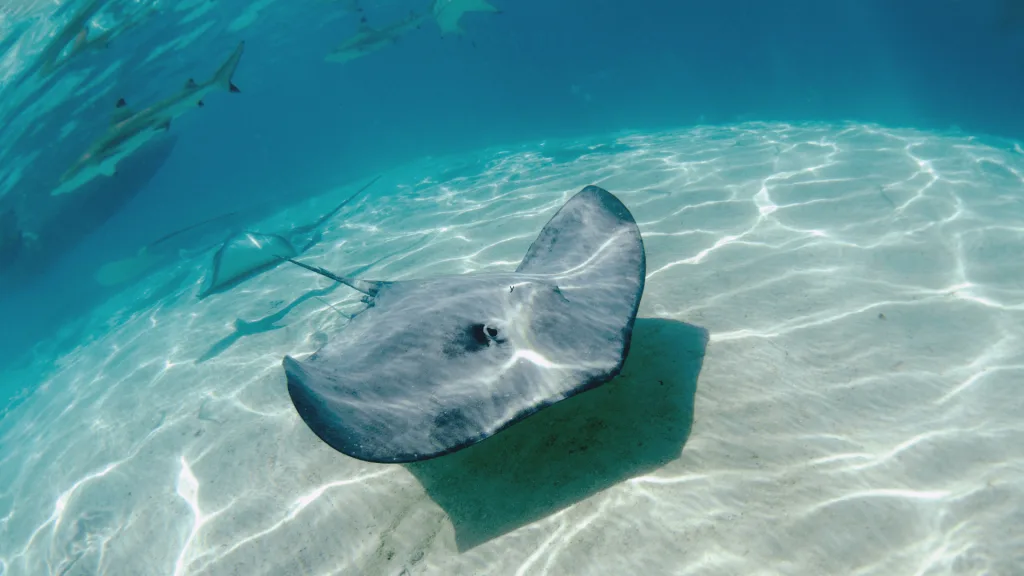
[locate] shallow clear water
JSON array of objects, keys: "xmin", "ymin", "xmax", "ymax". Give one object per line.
[{"xmin": 2, "ymin": 1, "xmax": 1024, "ymax": 575}]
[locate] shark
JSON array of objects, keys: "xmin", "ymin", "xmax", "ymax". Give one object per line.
[
  {"xmin": 36, "ymin": 0, "xmax": 108, "ymax": 76},
  {"xmin": 35, "ymin": 0, "xmax": 157, "ymax": 77},
  {"xmin": 431, "ymin": 0, "xmax": 500, "ymax": 37},
  {"xmin": 325, "ymin": 12, "xmax": 427, "ymax": 63},
  {"xmin": 54, "ymin": 41, "xmax": 245, "ymax": 196}
]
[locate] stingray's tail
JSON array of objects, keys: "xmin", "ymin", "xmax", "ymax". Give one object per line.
[
  {"xmin": 210, "ymin": 41, "xmax": 245, "ymax": 93},
  {"xmin": 279, "ymin": 257, "xmax": 387, "ymax": 298}
]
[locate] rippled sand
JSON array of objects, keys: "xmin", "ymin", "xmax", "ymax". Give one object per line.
[{"xmin": 1, "ymin": 122, "xmax": 1022, "ymax": 575}]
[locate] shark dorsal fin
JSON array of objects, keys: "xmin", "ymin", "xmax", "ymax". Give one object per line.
[
  {"xmin": 185, "ymin": 78, "xmax": 198, "ymax": 89},
  {"xmin": 111, "ymin": 98, "xmax": 133, "ymax": 124}
]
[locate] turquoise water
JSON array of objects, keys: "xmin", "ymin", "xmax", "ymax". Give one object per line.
[{"xmin": 2, "ymin": 1, "xmax": 1024, "ymax": 575}]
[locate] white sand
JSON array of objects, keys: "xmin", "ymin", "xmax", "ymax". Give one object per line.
[{"xmin": 1, "ymin": 122, "xmax": 1022, "ymax": 575}]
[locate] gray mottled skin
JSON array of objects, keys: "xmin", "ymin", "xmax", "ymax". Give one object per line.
[{"xmin": 284, "ymin": 185, "xmax": 646, "ymax": 463}]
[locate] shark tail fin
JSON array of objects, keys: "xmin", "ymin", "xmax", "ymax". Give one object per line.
[{"xmin": 212, "ymin": 40, "xmax": 245, "ymax": 93}]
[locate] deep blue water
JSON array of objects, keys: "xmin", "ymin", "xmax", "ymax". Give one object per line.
[{"xmin": 0, "ymin": 0, "xmax": 1022, "ymax": 368}]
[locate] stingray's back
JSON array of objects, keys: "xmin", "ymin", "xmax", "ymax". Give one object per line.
[{"xmin": 284, "ymin": 185, "xmax": 646, "ymax": 463}]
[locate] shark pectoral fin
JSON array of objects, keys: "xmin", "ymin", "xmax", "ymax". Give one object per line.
[
  {"xmin": 230, "ymin": 82, "xmax": 241, "ymax": 93},
  {"xmin": 185, "ymin": 78, "xmax": 198, "ymax": 89},
  {"xmin": 157, "ymin": 119, "xmax": 171, "ymax": 131}
]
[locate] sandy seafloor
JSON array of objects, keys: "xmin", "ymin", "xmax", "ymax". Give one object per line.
[{"xmin": 1, "ymin": 121, "xmax": 1023, "ymax": 575}]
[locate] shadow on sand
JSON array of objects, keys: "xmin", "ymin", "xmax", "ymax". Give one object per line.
[{"xmin": 405, "ymin": 317, "xmax": 709, "ymax": 551}]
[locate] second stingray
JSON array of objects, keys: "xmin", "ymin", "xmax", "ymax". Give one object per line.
[
  {"xmin": 199, "ymin": 175, "xmax": 382, "ymax": 298},
  {"xmin": 282, "ymin": 184, "xmax": 647, "ymax": 463}
]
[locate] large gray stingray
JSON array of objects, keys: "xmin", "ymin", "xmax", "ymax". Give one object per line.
[{"xmin": 282, "ymin": 185, "xmax": 646, "ymax": 463}]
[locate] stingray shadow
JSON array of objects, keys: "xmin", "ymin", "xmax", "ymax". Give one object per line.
[
  {"xmin": 196, "ymin": 284, "xmax": 341, "ymax": 363},
  {"xmin": 405, "ymin": 317, "xmax": 709, "ymax": 551}
]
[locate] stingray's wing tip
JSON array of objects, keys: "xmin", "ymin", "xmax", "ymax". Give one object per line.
[{"xmin": 283, "ymin": 355, "xmax": 453, "ymax": 464}]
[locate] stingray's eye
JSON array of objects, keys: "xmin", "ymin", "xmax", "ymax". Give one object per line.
[
  {"xmin": 469, "ymin": 323, "xmax": 489, "ymax": 346},
  {"xmin": 456, "ymin": 324, "xmax": 504, "ymax": 357}
]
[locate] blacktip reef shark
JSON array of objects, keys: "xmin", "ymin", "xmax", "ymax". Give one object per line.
[
  {"xmin": 35, "ymin": 0, "xmax": 158, "ymax": 77},
  {"xmin": 53, "ymin": 41, "xmax": 246, "ymax": 196},
  {"xmin": 35, "ymin": 0, "xmax": 108, "ymax": 77},
  {"xmin": 281, "ymin": 185, "xmax": 646, "ymax": 463},
  {"xmin": 325, "ymin": 11, "xmax": 427, "ymax": 63},
  {"xmin": 431, "ymin": 0, "xmax": 500, "ymax": 37},
  {"xmin": 0, "ymin": 209, "xmax": 24, "ymax": 272}
]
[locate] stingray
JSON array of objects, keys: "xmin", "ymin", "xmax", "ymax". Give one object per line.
[
  {"xmin": 195, "ymin": 232, "xmax": 431, "ymax": 363},
  {"xmin": 282, "ymin": 184, "xmax": 646, "ymax": 463},
  {"xmin": 197, "ymin": 175, "xmax": 382, "ymax": 298}
]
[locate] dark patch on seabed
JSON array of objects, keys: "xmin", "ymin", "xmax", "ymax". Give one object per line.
[{"xmin": 406, "ymin": 317, "xmax": 710, "ymax": 551}]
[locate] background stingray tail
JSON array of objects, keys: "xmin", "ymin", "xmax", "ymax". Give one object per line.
[
  {"xmin": 310, "ymin": 174, "xmax": 383, "ymax": 231},
  {"xmin": 281, "ymin": 256, "xmax": 385, "ymax": 297}
]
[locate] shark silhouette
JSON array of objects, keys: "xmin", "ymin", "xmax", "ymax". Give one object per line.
[
  {"xmin": 36, "ymin": 0, "xmax": 108, "ymax": 76},
  {"xmin": 325, "ymin": 12, "xmax": 426, "ymax": 63},
  {"xmin": 54, "ymin": 41, "xmax": 246, "ymax": 196},
  {"xmin": 35, "ymin": 0, "xmax": 158, "ymax": 76}
]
